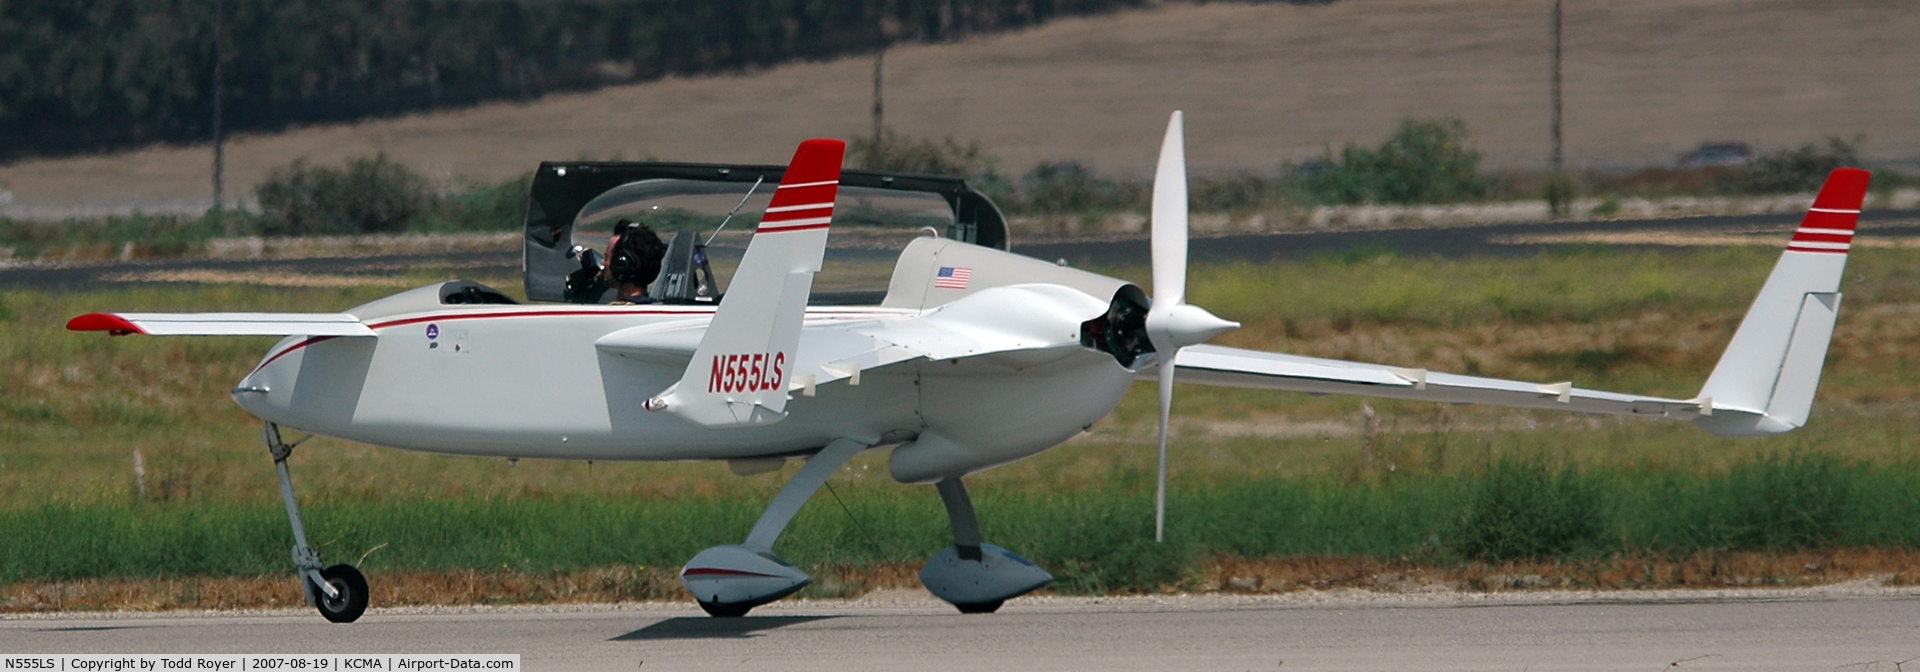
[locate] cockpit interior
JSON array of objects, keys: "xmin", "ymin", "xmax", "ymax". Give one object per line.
[{"xmin": 517, "ymin": 162, "xmax": 1010, "ymax": 306}]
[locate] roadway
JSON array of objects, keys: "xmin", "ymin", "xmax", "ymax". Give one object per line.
[
  {"xmin": 4, "ymin": 588, "xmax": 1918, "ymax": 671},
  {"xmin": 6, "ymin": 210, "xmax": 1920, "ymax": 292}
]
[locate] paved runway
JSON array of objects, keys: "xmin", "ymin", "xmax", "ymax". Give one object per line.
[
  {"xmin": 6, "ymin": 588, "xmax": 1918, "ymax": 671},
  {"xmin": 8, "ymin": 210, "xmax": 1920, "ymax": 292}
]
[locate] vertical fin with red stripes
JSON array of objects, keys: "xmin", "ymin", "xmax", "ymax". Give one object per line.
[
  {"xmin": 647, "ymin": 139, "xmax": 846, "ymax": 428},
  {"xmin": 1695, "ymin": 168, "xmax": 1870, "ymax": 436}
]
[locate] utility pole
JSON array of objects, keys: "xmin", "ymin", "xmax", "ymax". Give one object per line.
[
  {"xmin": 871, "ymin": 1, "xmax": 889, "ymax": 147},
  {"xmin": 1550, "ymin": 0, "xmax": 1563, "ymax": 173},
  {"xmin": 211, "ymin": 0, "xmax": 225, "ymax": 215},
  {"xmin": 871, "ymin": 47, "xmax": 885, "ymax": 146},
  {"xmin": 1547, "ymin": 0, "xmax": 1569, "ymax": 218}
]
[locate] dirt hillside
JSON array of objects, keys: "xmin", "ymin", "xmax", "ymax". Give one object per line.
[{"xmin": 2, "ymin": 0, "xmax": 1914, "ymax": 217}]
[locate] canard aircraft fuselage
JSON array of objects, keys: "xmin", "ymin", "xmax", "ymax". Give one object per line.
[
  {"xmin": 71, "ymin": 118, "xmax": 1873, "ymax": 622},
  {"xmin": 229, "ymin": 237, "xmax": 1137, "ymax": 476}
]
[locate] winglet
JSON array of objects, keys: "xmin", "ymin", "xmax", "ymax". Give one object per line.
[
  {"xmin": 1695, "ymin": 168, "xmax": 1868, "ymax": 436},
  {"xmin": 646, "ymin": 139, "xmax": 846, "ymax": 428},
  {"xmin": 68, "ymin": 313, "xmax": 146, "ymax": 335}
]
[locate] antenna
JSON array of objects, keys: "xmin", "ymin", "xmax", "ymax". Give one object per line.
[{"xmin": 705, "ymin": 176, "xmax": 766, "ymax": 247}]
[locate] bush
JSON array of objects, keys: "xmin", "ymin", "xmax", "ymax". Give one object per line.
[
  {"xmin": 256, "ymin": 154, "xmax": 430, "ymax": 236},
  {"xmin": 1545, "ymin": 171, "xmax": 1575, "ymax": 218},
  {"xmin": 1451, "ymin": 459, "xmax": 1601, "ymax": 562},
  {"xmin": 413, "ymin": 173, "xmax": 533, "ymax": 233},
  {"xmin": 1191, "ymin": 174, "xmax": 1280, "ymax": 212},
  {"xmin": 1297, "ymin": 117, "xmax": 1490, "ymax": 205},
  {"xmin": 1019, "ymin": 161, "xmax": 1147, "ymax": 214},
  {"xmin": 1738, "ymin": 137, "xmax": 1861, "ymax": 194},
  {"xmin": 848, "ymin": 130, "xmax": 998, "ymax": 178}
]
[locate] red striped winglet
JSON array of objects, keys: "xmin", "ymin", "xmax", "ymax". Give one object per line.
[
  {"xmin": 1787, "ymin": 167, "xmax": 1871, "ymax": 254},
  {"xmin": 66, "ymin": 313, "xmax": 144, "ymax": 335},
  {"xmin": 757, "ymin": 138, "xmax": 845, "ymax": 234}
]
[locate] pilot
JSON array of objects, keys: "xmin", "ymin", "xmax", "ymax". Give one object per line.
[{"xmin": 604, "ymin": 219, "xmax": 669, "ymax": 303}]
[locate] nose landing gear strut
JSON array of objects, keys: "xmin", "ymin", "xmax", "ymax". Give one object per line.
[{"xmin": 265, "ymin": 422, "xmax": 368, "ymax": 623}]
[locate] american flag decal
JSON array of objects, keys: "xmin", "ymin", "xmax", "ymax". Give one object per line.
[{"xmin": 933, "ymin": 266, "xmax": 972, "ymax": 290}]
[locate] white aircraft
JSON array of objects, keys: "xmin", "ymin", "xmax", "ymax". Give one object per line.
[{"xmin": 70, "ymin": 113, "xmax": 1870, "ymax": 623}]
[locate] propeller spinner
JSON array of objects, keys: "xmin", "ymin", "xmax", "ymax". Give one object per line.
[{"xmin": 1144, "ymin": 111, "xmax": 1240, "ymax": 543}]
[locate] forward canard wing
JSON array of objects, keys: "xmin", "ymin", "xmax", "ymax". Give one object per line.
[
  {"xmin": 67, "ymin": 312, "xmax": 374, "ymax": 337},
  {"xmin": 645, "ymin": 138, "xmax": 846, "ymax": 428},
  {"xmin": 1149, "ymin": 168, "xmax": 1871, "ymax": 437}
]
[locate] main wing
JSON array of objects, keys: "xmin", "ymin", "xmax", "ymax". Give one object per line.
[
  {"xmin": 1143, "ymin": 345, "xmax": 1704, "ymax": 417},
  {"xmin": 67, "ymin": 312, "xmax": 374, "ymax": 337}
]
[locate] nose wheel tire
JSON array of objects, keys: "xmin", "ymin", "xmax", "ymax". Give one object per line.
[{"xmin": 312, "ymin": 564, "xmax": 369, "ymax": 623}]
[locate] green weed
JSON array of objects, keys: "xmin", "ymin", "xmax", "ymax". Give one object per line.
[{"xmin": 1450, "ymin": 459, "xmax": 1601, "ymax": 562}]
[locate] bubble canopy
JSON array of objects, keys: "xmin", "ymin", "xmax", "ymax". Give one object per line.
[
  {"xmin": 572, "ymin": 179, "xmax": 957, "ymax": 244},
  {"xmin": 523, "ymin": 161, "xmax": 1008, "ymax": 304}
]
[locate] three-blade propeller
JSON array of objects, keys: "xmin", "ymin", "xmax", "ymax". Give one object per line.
[{"xmin": 1144, "ymin": 111, "xmax": 1240, "ymax": 543}]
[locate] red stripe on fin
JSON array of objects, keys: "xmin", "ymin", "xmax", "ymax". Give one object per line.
[
  {"xmin": 761, "ymin": 205, "xmax": 834, "ymax": 222},
  {"xmin": 760, "ymin": 139, "xmax": 844, "ymax": 232},
  {"xmin": 1791, "ymin": 232, "xmax": 1853, "ymax": 244},
  {"xmin": 1801, "ymin": 168, "xmax": 1871, "ymax": 230},
  {"xmin": 1799, "ymin": 210, "xmax": 1859, "ymax": 231}
]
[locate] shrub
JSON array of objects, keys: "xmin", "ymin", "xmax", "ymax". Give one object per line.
[
  {"xmin": 1297, "ymin": 117, "xmax": 1490, "ymax": 205},
  {"xmin": 413, "ymin": 173, "xmax": 533, "ymax": 233},
  {"xmin": 1451, "ymin": 459, "xmax": 1600, "ymax": 562},
  {"xmin": 847, "ymin": 129, "xmax": 1026, "ymax": 211},
  {"xmin": 848, "ymin": 129, "xmax": 998, "ymax": 178},
  {"xmin": 1019, "ymin": 161, "xmax": 1147, "ymax": 214},
  {"xmin": 1738, "ymin": 137, "xmax": 1861, "ymax": 194},
  {"xmin": 1545, "ymin": 171, "xmax": 1575, "ymax": 218},
  {"xmin": 256, "ymin": 154, "xmax": 430, "ymax": 236},
  {"xmin": 1191, "ymin": 174, "xmax": 1280, "ymax": 212}
]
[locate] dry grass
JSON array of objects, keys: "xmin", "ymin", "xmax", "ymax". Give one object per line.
[
  {"xmin": 1201, "ymin": 547, "xmax": 1920, "ymax": 594},
  {"xmin": 2, "ymin": 0, "xmax": 1916, "ymax": 214}
]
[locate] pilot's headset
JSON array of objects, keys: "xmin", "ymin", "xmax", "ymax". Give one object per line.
[{"xmin": 607, "ymin": 219, "xmax": 669, "ymax": 287}]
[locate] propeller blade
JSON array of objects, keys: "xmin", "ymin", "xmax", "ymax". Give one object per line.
[
  {"xmin": 1149, "ymin": 111, "xmax": 1188, "ymax": 314},
  {"xmin": 1147, "ymin": 110, "xmax": 1187, "ymax": 544},
  {"xmin": 1156, "ymin": 355, "xmax": 1174, "ymax": 543}
]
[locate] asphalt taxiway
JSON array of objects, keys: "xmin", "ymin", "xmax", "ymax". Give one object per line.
[
  {"xmin": 7, "ymin": 210, "xmax": 1920, "ymax": 293},
  {"xmin": 5, "ymin": 588, "xmax": 1918, "ymax": 671}
]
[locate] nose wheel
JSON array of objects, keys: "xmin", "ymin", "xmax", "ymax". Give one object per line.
[{"xmin": 312, "ymin": 564, "xmax": 369, "ymax": 623}]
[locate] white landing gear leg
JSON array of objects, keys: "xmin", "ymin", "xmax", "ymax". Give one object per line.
[
  {"xmin": 919, "ymin": 476, "xmax": 1052, "ymax": 614},
  {"xmin": 265, "ymin": 422, "xmax": 367, "ymax": 623},
  {"xmin": 679, "ymin": 438, "xmax": 866, "ymax": 617}
]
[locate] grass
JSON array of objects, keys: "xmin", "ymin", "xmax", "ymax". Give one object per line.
[
  {"xmin": 6, "ymin": 455, "xmax": 1920, "ymax": 594},
  {"xmin": 4, "ymin": 246, "xmax": 1920, "ymax": 601}
]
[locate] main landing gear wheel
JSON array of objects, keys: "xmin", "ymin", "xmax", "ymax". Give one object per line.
[
  {"xmin": 313, "ymin": 564, "xmax": 369, "ymax": 623},
  {"xmin": 919, "ymin": 478, "xmax": 1053, "ymax": 613},
  {"xmin": 697, "ymin": 600, "xmax": 755, "ymax": 618}
]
